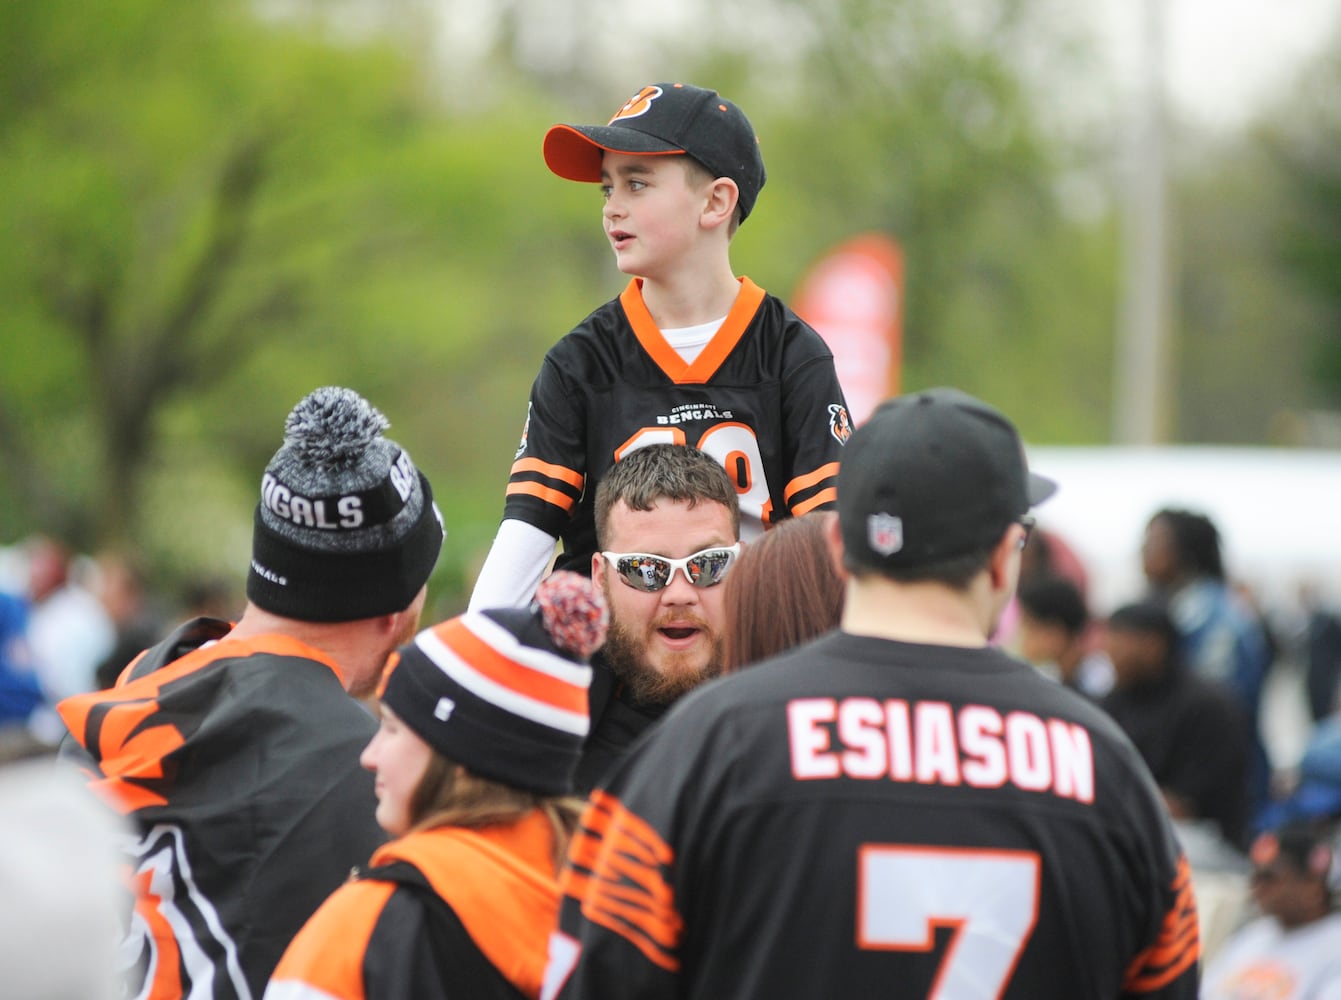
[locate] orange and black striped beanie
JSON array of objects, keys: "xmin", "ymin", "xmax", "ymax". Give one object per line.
[{"xmin": 380, "ymin": 572, "xmax": 607, "ymax": 796}]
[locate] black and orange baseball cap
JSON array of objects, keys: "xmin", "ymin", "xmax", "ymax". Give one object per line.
[{"xmin": 543, "ymin": 82, "xmax": 767, "ymax": 222}]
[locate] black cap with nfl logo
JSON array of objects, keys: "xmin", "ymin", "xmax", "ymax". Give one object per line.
[
  {"xmin": 542, "ymin": 82, "xmax": 767, "ymax": 222},
  {"xmin": 837, "ymin": 388, "xmax": 1056, "ymax": 572}
]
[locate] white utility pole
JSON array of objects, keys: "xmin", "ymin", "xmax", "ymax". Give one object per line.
[{"xmin": 1113, "ymin": 0, "xmax": 1174, "ymax": 443}]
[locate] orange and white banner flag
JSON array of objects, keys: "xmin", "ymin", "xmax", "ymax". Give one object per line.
[{"xmin": 792, "ymin": 233, "xmax": 903, "ymax": 426}]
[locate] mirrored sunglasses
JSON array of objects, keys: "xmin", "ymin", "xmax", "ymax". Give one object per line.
[{"xmin": 602, "ymin": 544, "xmax": 741, "ymax": 593}]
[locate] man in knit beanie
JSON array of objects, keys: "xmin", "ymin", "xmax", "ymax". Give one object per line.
[{"xmin": 58, "ymin": 386, "xmax": 444, "ymax": 999}]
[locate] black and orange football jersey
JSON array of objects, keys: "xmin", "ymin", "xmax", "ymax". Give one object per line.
[
  {"xmin": 58, "ymin": 618, "xmax": 387, "ymax": 1000},
  {"xmin": 503, "ymin": 277, "xmax": 851, "ymax": 573},
  {"xmin": 545, "ymin": 635, "xmax": 1201, "ymax": 999}
]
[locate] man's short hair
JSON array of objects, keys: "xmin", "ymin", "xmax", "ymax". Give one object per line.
[{"xmin": 594, "ymin": 445, "xmax": 740, "ymax": 545}]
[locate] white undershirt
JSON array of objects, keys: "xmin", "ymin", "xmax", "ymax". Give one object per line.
[{"xmin": 661, "ymin": 316, "xmax": 726, "ymax": 364}]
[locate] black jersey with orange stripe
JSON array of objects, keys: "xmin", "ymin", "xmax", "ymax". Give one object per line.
[
  {"xmin": 503, "ymin": 277, "xmax": 850, "ymax": 573},
  {"xmin": 57, "ymin": 617, "xmax": 386, "ymax": 1000},
  {"xmin": 545, "ymin": 634, "xmax": 1201, "ymax": 999}
]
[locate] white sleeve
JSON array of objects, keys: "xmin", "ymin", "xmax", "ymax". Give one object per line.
[{"xmin": 467, "ymin": 519, "xmax": 561, "ymax": 611}]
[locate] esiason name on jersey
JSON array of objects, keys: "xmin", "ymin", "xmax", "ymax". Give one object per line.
[{"xmin": 787, "ymin": 697, "xmax": 1095, "ymax": 803}]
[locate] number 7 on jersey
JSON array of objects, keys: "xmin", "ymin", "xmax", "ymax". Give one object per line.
[{"xmin": 858, "ymin": 845, "xmax": 1041, "ymax": 998}]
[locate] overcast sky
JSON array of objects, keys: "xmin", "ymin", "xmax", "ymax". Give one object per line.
[{"xmin": 1089, "ymin": 0, "xmax": 1341, "ymax": 128}]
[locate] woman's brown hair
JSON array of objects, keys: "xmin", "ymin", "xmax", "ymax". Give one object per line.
[
  {"xmin": 408, "ymin": 754, "xmax": 583, "ymax": 870},
  {"xmin": 721, "ymin": 511, "xmax": 845, "ymax": 674}
]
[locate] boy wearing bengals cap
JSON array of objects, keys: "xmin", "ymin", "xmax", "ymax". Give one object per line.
[{"xmin": 469, "ymin": 81, "xmax": 851, "ymax": 611}]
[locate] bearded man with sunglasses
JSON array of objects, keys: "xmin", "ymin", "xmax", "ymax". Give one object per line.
[{"xmin": 571, "ymin": 444, "xmax": 740, "ymax": 794}]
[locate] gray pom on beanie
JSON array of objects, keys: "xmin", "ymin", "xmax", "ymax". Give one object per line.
[{"xmin": 247, "ymin": 387, "xmax": 444, "ymax": 622}]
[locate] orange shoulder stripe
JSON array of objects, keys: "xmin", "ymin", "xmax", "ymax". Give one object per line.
[{"xmin": 384, "ymin": 814, "xmax": 560, "ymax": 999}]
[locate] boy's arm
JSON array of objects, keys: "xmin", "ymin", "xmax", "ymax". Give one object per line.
[
  {"xmin": 467, "ymin": 519, "xmax": 559, "ymax": 611},
  {"xmin": 470, "ymin": 351, "xmax": 587, "ymax": 611},
  {"xmin": 781, "ymin": 348, "xmax": 852, "ymax": 517}
]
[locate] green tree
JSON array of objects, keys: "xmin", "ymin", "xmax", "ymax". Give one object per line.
[
  {"xmin": 0, "ymin": 0, "xmax": 597, "ymax": 604},
  {"xmin": 1265, "ymin": 34, "xmax": 1341, "ymax": 405}
]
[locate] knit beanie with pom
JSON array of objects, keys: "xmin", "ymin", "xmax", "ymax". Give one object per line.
[
  {"xmin": 379, "ymin": 571, "xmax": 607, "ymax": 796},
  {"xmin": 246, "ymin": 386, "xmax": 444, "ymax": 622}
]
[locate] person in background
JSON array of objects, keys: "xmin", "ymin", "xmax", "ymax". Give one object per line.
[
  {"xmin": 1101, "ymin": 599, "xmax": 1254, "ymax": 852},
  {"xmin": 573, "ymin": 443, "xmax": 741, "ymax": 794},
  {"xmin": 267, "ymin": 572, "xmax": 605, "ymax": 1000},
  {"xmin": 92, "ymin": 550, "xmax": 166, "ymax": 690},
  {"xmin": 1298, "ymin": 581, "xmax": 1341, "ymax": 723},
  {"xmin": 57, "ymin": 386, "xmax": 445, "ymax": 998},
  {"xmin": 1141, "ymin": 507, "xmax": 1273, "ymax": 816},
  {"xmin": 720, "ymin": 510, "xmax": 844, "ymax": 674},
  {"xmin": 24, "ymin": 535, "xmax": 115, "ymax": 702},
  {"xmin": 0, "ymin": 588, "xmax": 44, "ymax": 734},
  {"xmin": 1015, "ymin": 574, "xmax": 1114, "ymax": 699},
  {"xmin": 1201, "ymin": 820, "xmax": 1341, "ymax": 999}
]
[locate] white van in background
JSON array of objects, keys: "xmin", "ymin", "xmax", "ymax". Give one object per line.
[{"xmin": 1025, "ymin": 446, "xmax": 1341, "ymax": 619}]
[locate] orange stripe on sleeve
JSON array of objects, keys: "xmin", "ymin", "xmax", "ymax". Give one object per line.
[
  {"xmin": 791, "ymin": 488, "xmax": 838, "ymax": 517},
  {"xmin": 506, "ymin": 481, "xmax": 579, "ymax": 513},
  {"xmin": 509, "ymin": 457, "xmax": 585, "ymax": 489},
  {"xmin": 784, "ymin": 463, "xmax": 840, "ymax": 504}
]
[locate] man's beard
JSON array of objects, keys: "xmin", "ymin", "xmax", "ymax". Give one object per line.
[{"xmin": 601, "ymin": 613, "xmax": 723, "ymax": 708}]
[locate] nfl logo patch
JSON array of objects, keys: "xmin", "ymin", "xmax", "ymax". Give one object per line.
[{"xmin": 867, "ymin": 513, "xmax": 903, "ymax": 556}]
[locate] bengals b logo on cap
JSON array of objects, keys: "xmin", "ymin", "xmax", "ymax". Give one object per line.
[{"xmin": 609, "ymin": 85, "xmax": 662, "ymax": 124}]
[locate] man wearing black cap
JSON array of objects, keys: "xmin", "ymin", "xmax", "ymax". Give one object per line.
[
  {"xmin": 545, "ymin": 388, "xmax": 1200, "ymax": 998},
  {"xmin": 468, "ymin": 81, "xmax": 850, "ymax": 611},
  {"xmin": 59, "ymin": 386, "xmax": 445, "ymax": 1000}
]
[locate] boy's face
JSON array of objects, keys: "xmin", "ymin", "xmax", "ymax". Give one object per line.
[{"xmin": 599, "ymin": 152, "xmax": 713, "ymax": 281}]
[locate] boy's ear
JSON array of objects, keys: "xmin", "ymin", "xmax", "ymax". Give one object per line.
[{"xmin": 702, "ymin": 177, "xmax": 739, "ymax": 230}]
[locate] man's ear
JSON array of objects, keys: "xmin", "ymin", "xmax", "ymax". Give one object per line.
[
  {"xmin": 591, "ymin": 550, "xmax": 605, "ymax": 583},
  {"xmin": 987, "ymin": 526, "xmax": 1021, "ymax": 592}
]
